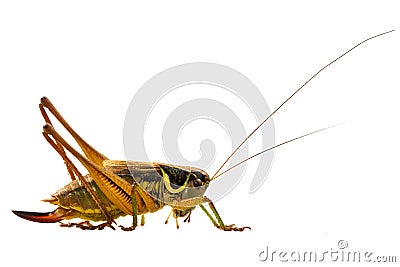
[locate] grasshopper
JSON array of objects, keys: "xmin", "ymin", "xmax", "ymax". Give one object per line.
[{"xmin": 12, "ymin": 30, "xmax": 393, "ymax": 231}]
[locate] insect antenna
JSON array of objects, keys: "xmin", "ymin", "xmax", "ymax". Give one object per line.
[
  {"xmin": 211, "ymin": 124, "xmax": 339, "ymax": 180},
  {"xmin": 211, "ymin": 30, "xmax": 394, "ymax": 180}
]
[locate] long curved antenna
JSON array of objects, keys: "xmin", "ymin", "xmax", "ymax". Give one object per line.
[
  {"xmin": 211, "ymin": 124, "xmax": 338, "ymax": 180},
  {"xmin": 211, "ymin": 30, "xmax": 394, "ymax": 180}
]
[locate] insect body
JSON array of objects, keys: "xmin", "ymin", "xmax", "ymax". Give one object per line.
[
  {"xmin": 12, "ymin": 30, "xmax": 393, "ymax": 231},
  {"xmin": 18, "ymin": 161, "xmax": 209, "ymax": 227},
  {"xmin": 13, "ymin": 97, "xmax": 236, "ymax": 230},
  {"xmin": 14, "ymin": 101, "xmax": 222, "ymax": 230}
]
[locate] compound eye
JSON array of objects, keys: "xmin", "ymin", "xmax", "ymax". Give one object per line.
[{"xmin": 193, "ymin": 178, "xmax": 203, "ymax": 187}]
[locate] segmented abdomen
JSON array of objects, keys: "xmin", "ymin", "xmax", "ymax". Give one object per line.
[{"xmin": 47, "ymin": 175, "xmax": 165, "ymax": 222}]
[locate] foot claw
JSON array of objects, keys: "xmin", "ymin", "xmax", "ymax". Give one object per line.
[
  {"xmin": 59, "ymin": 221, "xmax": 115, "ymax": 230},
  {"xmin": 119, "ymin": 225, "xmax": 136, "ymax": 231},
  {"xmin": 217, "ymin": 224, "xmax": 251, "ymax": 232}
]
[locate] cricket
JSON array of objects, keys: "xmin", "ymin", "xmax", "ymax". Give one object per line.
[{"xmin": 12, "ymin": 30, "xmax": 393, "ymax": 231}]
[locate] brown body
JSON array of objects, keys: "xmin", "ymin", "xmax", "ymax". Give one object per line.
[
  {"xmin": 42, "ymin": 160, "xmax": 210, "ymax": 222},
  {"xmin": 13, "ymin": 97, "xmax": 237, "ymax": 231}
]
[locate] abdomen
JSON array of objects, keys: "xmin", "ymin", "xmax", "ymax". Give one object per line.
[{"xmin": 47, "ymin": 175, "xmax": 164, "ymax": 222}]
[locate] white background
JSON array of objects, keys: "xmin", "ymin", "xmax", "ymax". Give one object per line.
[{"xmin": 0, "ymin": 1, "xmax": 399, "ymax": 266}]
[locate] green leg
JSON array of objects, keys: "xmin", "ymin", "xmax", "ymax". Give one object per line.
[
  {"xmin": 203, "ymin": 197, "xmax": 225, "ymax": 227},
  {"xmin": 141, "ymin": 214, "xmax": 145, "ymax": 226},
  {"xmin": 132, "ymin": 183, "xmax": 138, "ymax": 228},
  {"xmin": 199, "ymin": 204, "xmax": 219, "ymax": 227},
  {"xmin": 202, "ymin": 197, "xmax": 251, "ymax": 232}
]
